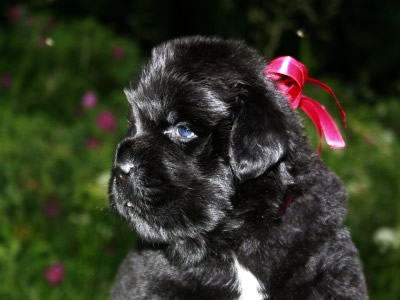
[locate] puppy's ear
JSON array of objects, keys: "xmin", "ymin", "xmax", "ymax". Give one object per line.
[{"xmin": 230, "ymin": 87, "xmax": 288, "ymax": 182}]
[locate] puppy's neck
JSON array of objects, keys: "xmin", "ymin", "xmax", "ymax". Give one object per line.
[
  {"xmin": 164, "ymin": 164, "xmax": 295, "ymax": 268},
  {"xmin": 154, "ymin": 155, "xmax": 313, "ymax": 270}
]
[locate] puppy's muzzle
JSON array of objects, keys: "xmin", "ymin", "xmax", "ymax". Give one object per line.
[
  {"xmin": 112, "ymin": 137, "xmax": 166, "ymax": 204},
  {"xmin": 113, "ymin": 139, "xmax": 136, "ymax": 186},
  {"xmin": 114, "ymin": 163, "xmax": 133, "ymax": 184}
]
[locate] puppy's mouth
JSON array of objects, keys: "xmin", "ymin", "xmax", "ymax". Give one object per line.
[
  {"xmin": 108, "ymin": 147, "xmax": 235, "ymax": 243},
  {"xmin": 110, "ymin": 176, "xmax": 137, "ymax": 218},
  {"xmin": 109, "ymin": 172, "xmax": 161, "ymax": 217}
]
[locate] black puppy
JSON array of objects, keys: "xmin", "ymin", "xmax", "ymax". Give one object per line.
[{"xmin": 109, "ymin": 36, "xmax": 367, "ymax": 299}]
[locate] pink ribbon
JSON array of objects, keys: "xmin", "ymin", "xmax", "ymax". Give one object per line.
[{"xmin": 265, "ymin": 56, "xmax": 346, "ymax": 152}]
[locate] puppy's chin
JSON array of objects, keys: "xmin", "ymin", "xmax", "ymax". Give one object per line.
[{"xmin": 109, "ymin": 176, "xmax": 233, "ymax": 243}]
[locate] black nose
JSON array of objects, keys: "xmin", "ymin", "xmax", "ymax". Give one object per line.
[
  {"xmin": 114, "ymin": 164, "xmax": 133, "ymax": 184},
  {"xmin": 114, "ymin": 139, "xmax": 135, "ymax": 184}
]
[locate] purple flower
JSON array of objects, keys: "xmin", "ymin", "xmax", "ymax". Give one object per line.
[
  {"xmin": 0, "ymin": 74, "xmax": 13, "ymax": 89},
  {"xmin": 111, "ymin": 46, "xmax": 125, "ymax": 60},
  {"xmin": 44, "ymin": 263, "xmax": 64, "ymax": 285},
  {"xmin": 97, "ymin": 111, "xmax": 117, "ymax": 132},
  {"xmin": 43, "ymin": 195, "xmax": 60, "ymax": 218},
  {"xmin": 43, "ymin": 202, "xmax": 59, "ymax": 218},
  {"xmin": 9, "ymin": 5, "xmax": 22, "ymax": 21},
  {"xmin": 82, "ymin": 91, "xmax": 97, "ymax": 108},
  {"xmin": 86, "ymin": 137, "xmax": 101, "ymax": 149}
]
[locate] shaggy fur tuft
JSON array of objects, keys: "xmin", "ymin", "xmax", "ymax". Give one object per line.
[{"xmin": 109, "ymin": 36, "xmax": 368, "ymax": 299}]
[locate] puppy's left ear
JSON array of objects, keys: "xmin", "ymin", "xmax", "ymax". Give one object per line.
[{"xmin": 230, "ymin": 86, "xmax": 288, "ymax": 182}]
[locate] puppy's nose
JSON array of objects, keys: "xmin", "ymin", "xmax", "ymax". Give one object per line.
[{"xmin": 115, "ymin": 163, "xmax": 133, "ymax": 183}]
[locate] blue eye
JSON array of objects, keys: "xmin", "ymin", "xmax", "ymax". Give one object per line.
[{"xmin": 177, "ymin": 126, "xmax": 195, "ymax": 138}]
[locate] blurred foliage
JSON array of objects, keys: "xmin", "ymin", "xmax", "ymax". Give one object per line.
[
  {"xmin": 3, "ymin": 0, "xmax": 395, "ymax": 97},
  {"xmin": 0, "ymin": 13, "xmax": 141, "ymax": 123},
  {"xmin": 1, "ymin": 2, "xmax": 400, "ymax": 300},
  {"xmin": 0, "ymin": 13, "xmax": 141, "ymax": 299},
  {"xmin": 303, "ymin": 85, "xmax": 400, "ymax": 299}
]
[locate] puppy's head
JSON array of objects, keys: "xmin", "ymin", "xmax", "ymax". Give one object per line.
[{"xmin": 109, "ymin": 37, "xmax": 294, "ymax": 243}]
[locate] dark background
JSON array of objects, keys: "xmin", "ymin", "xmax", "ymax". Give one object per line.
[{"xmin": 2, "ymin": 0, "xmax": 398, "ymax": 97}]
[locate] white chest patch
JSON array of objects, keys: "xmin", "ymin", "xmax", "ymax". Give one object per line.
[{"xmin": 234, "ymin": 258, "xmax": 267, "ymax": 300}]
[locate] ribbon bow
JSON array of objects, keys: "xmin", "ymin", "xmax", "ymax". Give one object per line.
[{"xmin": 265, "ymin": 56, "xmax": 346, "ymax": 152}]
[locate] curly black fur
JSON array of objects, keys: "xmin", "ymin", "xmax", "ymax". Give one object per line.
[{"xmin": 109, "ymin": 36, "xmax": 368, "ymax": 299}]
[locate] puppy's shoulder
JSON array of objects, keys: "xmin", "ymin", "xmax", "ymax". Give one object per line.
[{"xmin": 110, "ymin": 248, "xmax": 169, "ymax": 300}]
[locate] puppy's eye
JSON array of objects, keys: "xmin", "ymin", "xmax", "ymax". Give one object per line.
[
  {"xmin": 177, "ymin": 126, "xmax": 195, "ymax": 138},
  {"xmin": 163, "ymin": 124, "xmax": 197, "ymax": 142}
]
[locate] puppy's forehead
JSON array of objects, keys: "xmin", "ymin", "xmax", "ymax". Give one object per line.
[
  {"xmin": 126, "ymin": 80, "xmax": 229, "ymax": 127},
  {"xmin": 126, "ymin": 45, "xmax": 238, "ymax": 125},
  {"xmin": 125, "ymin": 36, "xmax": 270, "ymax": 126}
]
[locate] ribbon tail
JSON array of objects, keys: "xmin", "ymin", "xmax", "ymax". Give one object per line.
[
  {"xmin": 300, "ymin": 97, "xmax": 346, "ymax": 150},
  {"xmin": 307, "ymin": 77, "xmax": 347, "ymax": 127},
  {"xmin": 299, "ymin": 97, "xmax": 323, "ymax": 153}
]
